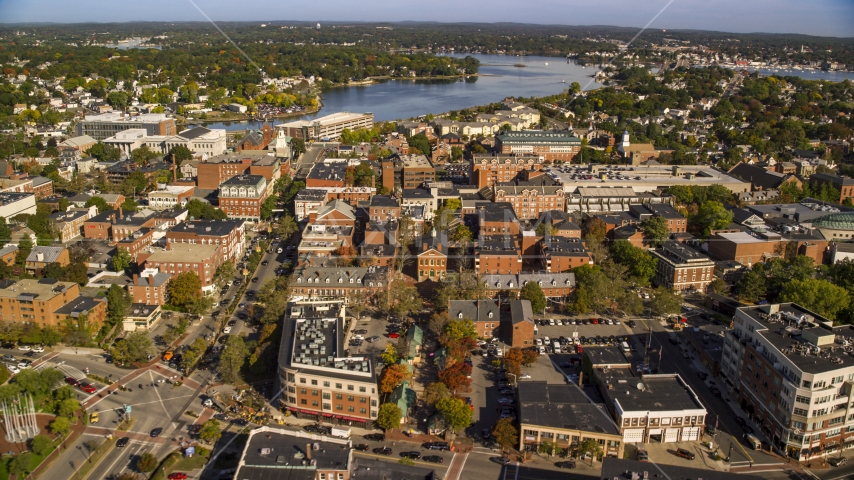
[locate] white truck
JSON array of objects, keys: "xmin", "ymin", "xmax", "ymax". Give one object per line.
[{"xmin": 331, "ymin": 427, "xmax": 351, "ymax": 439}]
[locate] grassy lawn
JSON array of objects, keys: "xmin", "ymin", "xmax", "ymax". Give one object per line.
[{"xmin": 150, "ymin": 447, "xmax": 211, "ymax": 480}]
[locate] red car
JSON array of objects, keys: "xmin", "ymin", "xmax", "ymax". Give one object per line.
[
  {"xmin": 65, "ymin": 377, "xmax": 79, "ymax": 386},
  {"xmin": 168, "ymin": 473, "xmax": 188, "ymax": 480},
  {"xmin": 388, "ymin": 333, "xmax": 400, "ymax": 339},
  {"xmin": 79, "ymin": 383, "xmax": 96, "ymax": 394}
]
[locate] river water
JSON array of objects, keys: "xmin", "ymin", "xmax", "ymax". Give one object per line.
[
  {"xmin": 202, "ymin": 54, "xmax": 603, "ymax": 130},
  {"xmin": 199, "ymin": 53, "xmax": 854, "ymax": 131}
]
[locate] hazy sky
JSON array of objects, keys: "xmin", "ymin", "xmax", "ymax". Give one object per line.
[{"xmin": 0, "ymin": 0, "xmax": 852, "ymax": 37}]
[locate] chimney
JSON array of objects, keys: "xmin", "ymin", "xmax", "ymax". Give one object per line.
[
  {"xmin": 305, "ymin": 444, "xmax": 311, "ymax": 460},
  {"xmin": 132, "ymin": 274, "xmax": 139, "ymax": 285},
  {"xmin": 263, "ymin": 125, "xmax": 272, "ymax": 144},
  {"xmin": 147, "ymin": 274, "xmax": 155, "ymax": 285},
  {"xmin": 118, "ymin": 206, "xmax": 123, "ymax": 219}
]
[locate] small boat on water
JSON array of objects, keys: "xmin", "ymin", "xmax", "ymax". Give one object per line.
[
  {"xmin": 561, "ymin": 79, "xmax": 566, "ymax": 83},
  {"xmin": 545, "ymin": 62, "xmax": 549, "ymax": 66}
]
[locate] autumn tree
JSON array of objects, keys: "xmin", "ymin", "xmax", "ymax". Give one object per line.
[
  {"xmin": 492, "ymin": 418, "xmax": 518, "ymax": 452},
  {"xmin": 441, "ymin": 317, "xmax": 477, "ymax": 345},
  {"xmin": 379, "ymin": 363, "xmax": 411, "ymax": 395},
  {"xmin": 503, "ymin": 348, "xmax": 524, "ymax": 377},
  {"xmin": 168, "ymin": 271, "xmax": 202, "ymax": 308},
  {"xmin": 520, "ymin": 281, "xmax": 547, "ymax": 314},
  {"xmin": 437, "ymin": 362, "xmax": 472, "ymax": 394}
]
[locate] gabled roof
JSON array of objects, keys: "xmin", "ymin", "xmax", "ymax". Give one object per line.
[
  {"xmin": 316, "ymin": 199, "xmax": 355, "ymax": 221},
  {"xmin": 26, "ymin": 246, "xmax": 65, "ymax": 264},
  {"xmin": 448, "ymin": 299, "xmax": 499, "ymax": 323}
]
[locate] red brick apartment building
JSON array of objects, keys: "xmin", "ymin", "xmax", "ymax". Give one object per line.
[
  {"xmin": 306, "ymin": 163, "xmax": 348, "ymax": 188},
  {"xmin": 217, "ymin": 175, "xmax": 269, "ymax": 221},
  {"xmin": 127, "ymin": 268, "xmax": 171, "ymax": 305},
  {"xmin": 138, "ymin": 244, "xmax": 223, "ymax": 295},
  {"xmin": 471, "ymin": 154, "xmax": 545, "ymax": 188},
  {"xmin": 449, "ymin": 299, "xmax": 501, "ymax": 339},
  {"xmin": 165, "ymin": 219, "xmax": 246, "ymax": 263},
  {"xmin": 494, "ymin": 130, "xmax": 582, "ymax": 162},
  {"xmin": 540, "ymin": 237, "xmax": 592, "ymax": 272},
  {"xmin": 115, "ymin": 228, "xmax": 155, "ymax": 261},
  {"xmin": 478, "ymin": 202, "xmax": 522, "ymax": 236},
  {"xmin": 475, "ymin": 236, "xmax": 522, "ymax": 275},
  {"xmin": 650, "ymin": 241, "xmax": 716, "ymax": 292},
  {"xmin": 196, "ymin": 152, "xmax": 286, "ymax": 190}
]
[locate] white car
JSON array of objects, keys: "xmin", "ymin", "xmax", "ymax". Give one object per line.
[
  {"xmin": 17, "ymin": 345, "xmax": 30, "ymax": 352},
  {"xmin": 614, "ymin": 319, "xmax": 621, "ymax": 325},
  {"xmin": 520, "ymin": 374, "xmax": 532, "ymax": 380},
  {"xmin": 16, "ymin": 362, "xmax": 30, "ymax": 369},
  {"xmin": 538, "ymin": 346, "xmax": 546, "ymax": 355},
  {"xmin": 548, "ymin": 319, "xmax": 555, "ymax": 325},
  {"xmin": 223, "ymin": 326, "xmax": 232, "ymax": 334},
  {"xmin": 496, "ymin": 349, "xmax": 504, "ymax": 357},
  {"xmin": 6, "ymin": 365, "xmax": 19, "ymax": 374},
  {"xmin": 31, "ymin": 346, "xmax": 44, "ymax": 353},
  {"xmin": 543, "ymin": 336, "xmax": 551, "ymax": 343},
  {"xmin": 352, "ymin": 335, "xmax": 364, "ymax": 341},
  {"xmin": 535, "ymin": 339, "xmax": 543, "ymax": 346},
  {"xmin": 555, "ymin": 320, "xmax": 563, "ymax": 326},
  {"xmin": 606, "ymin": 319, "xmax": 613, "ymax": 325}
]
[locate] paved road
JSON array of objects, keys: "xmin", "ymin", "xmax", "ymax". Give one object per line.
[{"xmin": 294, "ymin": 144, "xmax": 326, "ymax": 177}]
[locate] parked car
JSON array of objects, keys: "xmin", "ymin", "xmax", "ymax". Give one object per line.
[
  {"xmin": 366, "ymin": 336, "xmax": 381, "ymax": 343},
  {"xmin": 363, "ymin": 433, "xmax": 384, "ymax": 442},
  {"xmin": 490, "ymin": 457, "xmax": 512, "ymax": 465},
  {"xmin": 675, "ymin": 448, "xmax": 695, "ymax": 460},
  {"xmin": 223, "ymin": 327, "xmax": 232, "ymax": 334},
  {"xmin": 555, "ymin": 461, "xmax": 576, "ymax": 469},
  {"xmin": 830, "ymin": 457, "xmax": 848, "ymax": 467},
  {"xmin": 423, "ymin": 455, "xmax": 444, "ymax": 464},
  {"xmin": 353, "ymin": 444, "xmax": 369, "ymax": 451},
  {"xmin": 1, "ymin": 354, "xmax": 14, "ymax": 362},
  {"xmin": 31, "ymin": 346, "xmax": 44, "ymax": 353},
  {"xmin": 168, "ymin": 473, "xmax": 188, "ymax": 480},
  {"xmin": 65, "ymin": 377, "xmax": 79, "ymax": 386},
  {"xmin": 373, "ymin": 447, "xmax": 393, "ymax": 455},
  {"xmin": 423, "ymin": 442, "xmax": 450, "ymax": 451},
  {"xmin": 637, "ymin": 450, "xmax": 649, "ymax": 462},
  {"xmin": 399, "ymin": 451, "xmax": 421, "ymax": 459},
  {"xmin": 17, "ymin": 345, "xmax": 30, "ymax": 351}
]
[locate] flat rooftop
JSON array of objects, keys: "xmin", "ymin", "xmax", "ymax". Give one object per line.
[
  {"xmin": 542, "ymin": 237, "xmax": 588, "ymax": 257},
  {"xmin": 167, "ymin": 219, "xmax": 244, "ymax": 237},
  {"xmin": 584, "ymin": 346, "xmax": 632, "ymax": 367},
  {"xmin": 610, "ymin": 374, "xmax": 706, "ymax": 413},
  {"xmin": 277, "ymin": 111, "xmax": 372, "ymax": 128},
  {"xmin": 546, "ymin": 164, "xmax": 748, "ymax": 193},
  {"xmin": 282, "ymin": 302, "xmax": 377, "ymax": 383},
  {"xmin": 235, "ymin": 426, "xmax": 350, "ymax": 480},
  {"xmin": 145, "ymin": 244, "xmax": 220, "ymax": 263},
  {"xmin": 0, "ymin": 278, "xmax": 77, "ymax": 301},
  {"xmin": 737, "ymin": 303, "xmax": 847, "ymax": 374},
  {"xmin": 518, "ymin": 381, "xmax": 620, "ymax": 436}
]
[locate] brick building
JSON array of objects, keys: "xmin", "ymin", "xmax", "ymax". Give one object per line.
[
  {"xmin": 808, "ymin": 173, "xmax": 854, "ymax": 204},
  {"xmin": 25, "ymin": 246, "xmax": 70, "ymax": 274},
  {"xmin": 650, "ymin": 241, "xmax": 716, "ymax": 292},
  {"xmin": 196, "ymin": 152, "xmax": 286, "ymax": 190},
  {"xmin": 236, "ymin": 125, "xmax": 272, "ymax": 151},
  {"xmin": 475, "ymin": 236, "xmax": 522, "ymax": 275},
  {"xmin": 484, "ymin": 273, "xmax": 575, "ymax": 300},
  {"xmin": 165, "ymin": 219, "xmax": 246, "ymax": 263},
  {"xmin": 0, "ymin": 278, "xmax": 106, "ymax": 328},
  {"xmin": 494, "ymin": 130, "xmax": 582, "ymax": 162},
  {"xmin": 115, "ymin": 228, "xmax": 156, "ymax": 262},
  {"xmin": 217, "ymin": 175, "xmax": 269, "ymax": 221},
  {"xmin": 306, "ymin": 162, "xmax": 348, "ymax": 188},
  {"xmin": 448, "ymin": 299, "xmax": 502, "ymax": 339},
  {"xmin": 48, "ymin": 208, "xmax": 95, "ymax": 243},
  {"xmin": 471, "ymin": 154, "xmax": 545, "ymax": 188},
  {"xmin": 540, "ymin": 236, "xmax": 592, "ymax": 272},
  {"xmin": 417, "ymin": 229, "xmax": 447, "ymax": 282},
  {"xmin": 367, "ymin": 195, "xmax": 400, "ymax": 222},
  {"xmin": 276, "ymin": 303, "xmax": 380, "ymax": 428},
  {"xmin": 138, "ymin": 244, "xmax": 223, "ymax": 295},
  {"xmin": 493, "ymin": 182, "xmax": 565, "ymax": 221},
  {"xmin": 128, "ymin": 268, "xmax": 171, "ymax": 305}
]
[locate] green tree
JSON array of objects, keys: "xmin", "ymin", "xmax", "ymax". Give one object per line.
[
  {"xmin": 694, "ymin": 201, "xmax": 733, "ymax": 238},
  {"xmin": 41, "ymin": 262, "xmax": 65, "ymax": 279},
  {"xmin": 260, "ymin": 195, "xmax": 278, "ymax": 220},
  {"xmin": 169, "ymin": 271, "xmax": 201, "ymax": 307},
  {"xmin": 106, "ymin": 284, "xmax": 130, "ymax": 325},
  {"xmin": 187, "ymin": 199, "xmax": 227, "ymax": 220},
  {"xmin": 120, "ymin": 197, "xmax": 139, "ymax": 212},
  {"xmin": 520, "ymin": 281, "xmax": 547, "ymax": 314},
  {"xmin": 649, "ymin": 286, "xmax": 681, "ymax": 317},
  {"xmin": 423, "ymin": 382, "xmax": 451, "ymax": 405},
  {"xmin": 217, "ymin": 335, "xmax": 249, "ymax": 383},
  {"xmin": 49, "ymin": 416, "xmax": 70, "ymax": 436},
  {"xmin": 610, "ymin": 240, "xmax": 658, "ymax": 285},
  {"xmin": 168, "ymin": 145, "xmax": 194, "ymax": 163},
  {"xmin": 84, "ymin": 196, "xmax": 110, "ymax": 214},
  {"xmin": 15, "ymin": 237, "xmax": 33, "ymax": 266},
  {"xmin": 198, "ymin": 419, "xmax": 223, "ymax": 443},
  {"xmin": 112, "ymin": 247, "xmax": 132, "ymax": 272},
  {"xmin": 56, "ymin": 397, "xmax": 80, "ymax": 418},
  {"xmin": 737, "ymin": 263, "xmax": 767, "ymax": 303},
  {"xmin": 641, "ymin": 216, "xmax": 669, "ymax": 248},
  {"xmin": 9, "ymin": 452, "xmax": 32, "ymax": 478},
  {"xmin": 577, "ymin": 438, "xmax": 603, "ymax": 464},
  {"xmin": 276, "ymin": 214, "xmax": 298, "ymax": 238},
  {"xmin": 109, "ymin": 331, "xmax": 153, "ymax": 366},
  {"xmin": 377, "ymin": 403, "xmax": 402, "ymax": 431},
  {"xmin": 442, "ymin": 318, "xmax": 478, "ymax": 344},
  {"xmin": 780, "ymin": 279, "xmax": 851, "ymax": 322},
  {"xmin": 136, "ymin": 452, "xmax": 158, "ymax": 473},
  {"xmin": 30, "ymin": 435, "xmax": 52, "ymax": 456},
  {"xmin": 435, "ymin": 397, "xmax": 472, "ymax": 433},
  {"xmin": 107, "ymin": 91, "xmax": 129, "ymax": 110},
  {"xmin": 707, "ymin": 278, "xmax": 730, "ymax": 296},
  {"xmin": 570, "ymin": 81, "xmax": 582, "ymax": 94},
  {"xmin": 0, "ymin": 218, "xmax": 11, "ymax": 248},
  {"xmin": 492, "ymin": 418, "xmax": 518, "ymax": 453},
  {"xmin": 130, "ymin": 145, "xmax": 160, "ymax": 166},
  {"xmin": 41, "ymin": 326, "xmax": 62, "ymax": 346},
  {"xmin": 62, "ymin": 261, "xmax": 89, "ymax": 286}
]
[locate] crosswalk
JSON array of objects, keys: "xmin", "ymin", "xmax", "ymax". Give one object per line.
[{"xmin": 34, "ymin": 361, "xmax": 86, "ymax": 380}]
